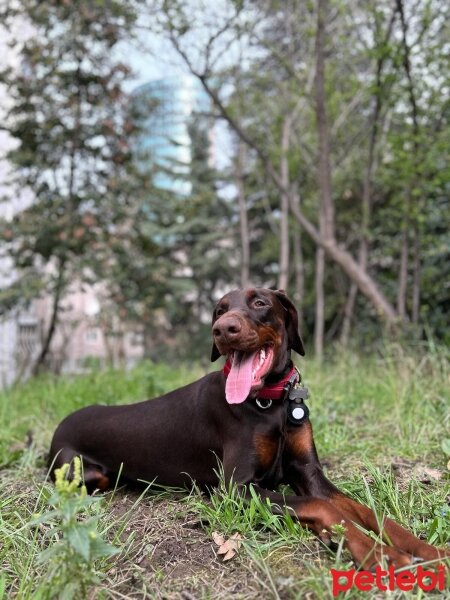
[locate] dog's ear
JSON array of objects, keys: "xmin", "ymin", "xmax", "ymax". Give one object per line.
[
  {"xmin": 273, "ymin": 289, "xmax": 305, "ymax": 356},
  {"xmin": 211, "ymin": 310, "xmax": 221, "ymax": 361},
  {"xmin": 211, "ymin": 342, "xmax": 221, "ymax": 362}
]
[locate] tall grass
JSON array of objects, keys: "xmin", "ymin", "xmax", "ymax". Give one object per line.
[
  {"xmin": 0, "ymin": 350, "xmax": 448, "ymax": 598},
  {"xmin": 0, "ymin": 362, "xmax": 201, "ymax": 468}
]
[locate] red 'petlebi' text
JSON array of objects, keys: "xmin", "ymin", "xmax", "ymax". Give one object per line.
[{"xmin": 331, "ymin": 565, "xmax": 446, "ymax": 596}]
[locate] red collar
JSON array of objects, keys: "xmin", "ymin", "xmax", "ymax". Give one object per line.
[{"xmin": 222, "ymin": 359, "xmax": 299, "ymax": 400}]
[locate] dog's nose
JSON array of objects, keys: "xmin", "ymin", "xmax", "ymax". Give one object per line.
[{"xmin": 213, "ymin": 316, "xmax": 242, "ymax": 341}]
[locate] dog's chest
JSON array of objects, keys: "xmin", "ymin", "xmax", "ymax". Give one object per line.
[{"xmin": 253, "ymin": 428, "xmax": 287, "ymax": 486}]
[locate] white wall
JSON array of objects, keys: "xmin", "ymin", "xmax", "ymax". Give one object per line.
[{"xmin": 0, "ymin": 17, "xmax": 38, "ymax": 388}]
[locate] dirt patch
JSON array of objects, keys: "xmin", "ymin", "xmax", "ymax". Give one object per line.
[
  {"xmin": 101, "ymin": 490, "xmax": 319, "ymax": 599},
  {"xmin": 391, "ymin": 457, "xmax": 445, "ymax": 488},
  {"xmin": 0, "ymin": 464, "xmax": 321, "ymax": 599}
]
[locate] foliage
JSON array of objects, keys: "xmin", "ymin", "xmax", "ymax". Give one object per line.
[
  {"xmin": 107, "ymin": 108, "xmax": 236, "ymax": 359},
  {"xmin": 31, "ymin": 457, "xmax": 119, "ymax": 599},
  {"xmin": 151, "ymin": 0, "xmax": 450, "ymax": 350},
  {"xmin": 1, "ymin": 0, "xmax": 449, "ymax": 366},
  {"xmin": 0, "ymin": 0, "xmax": 150, "ymax": 369}
]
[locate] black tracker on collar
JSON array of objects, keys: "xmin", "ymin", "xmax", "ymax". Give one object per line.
[{"xmin": 281, "ymin": 368, "xmax": 310, "ymax": 426}]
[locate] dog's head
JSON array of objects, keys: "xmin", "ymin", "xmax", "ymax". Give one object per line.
[{"xmin": 211, "ymin": 288, "xmax": 304, "ymax": 403}]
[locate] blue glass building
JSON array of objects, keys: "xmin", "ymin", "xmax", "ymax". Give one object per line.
[{"xmin": 132, "ymin": 75, "xmax": 211, "ymax": 194}]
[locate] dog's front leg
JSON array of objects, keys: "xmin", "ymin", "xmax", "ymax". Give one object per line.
[
  {"xmin": 222, "ymin": 437, "xmax": 415, "ymax": 569},
  {"xmin": 284, "ymin": 421, "xmax": 449, "ymax": 565}
]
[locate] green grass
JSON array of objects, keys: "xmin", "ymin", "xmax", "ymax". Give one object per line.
[{"xmin": 0, "ymin": 350, "xmax": 449, "ymax": 599}]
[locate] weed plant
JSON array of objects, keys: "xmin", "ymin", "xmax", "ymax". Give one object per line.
[{"xmin": 31, "ymin": 457, "xmax": 119, "ymax": 599}]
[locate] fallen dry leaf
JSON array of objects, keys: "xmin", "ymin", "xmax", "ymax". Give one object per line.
[
  {"xmin": 419, "ymin": 467, "xmax": 442, "ymax": 482},
  {"xmin": 212, "ymin": 532, "xmax": 242, "ymax": 561},
  {"xmin": 212, "ymin": 531, "xmax": 225, "ymax": 546}
]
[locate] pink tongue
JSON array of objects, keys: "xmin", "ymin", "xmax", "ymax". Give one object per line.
[{"xmin": 225, "ymin": 351, "xmax": 257, "ymax": 404}]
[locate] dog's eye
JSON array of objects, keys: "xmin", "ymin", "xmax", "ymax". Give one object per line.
[
  {"xmin": 216, "ymin": 307, "xmax": 226, "ymax": 316},
  {"xmin": 254, "ymin": 300, "xmax": 266, "ymax": 308}
]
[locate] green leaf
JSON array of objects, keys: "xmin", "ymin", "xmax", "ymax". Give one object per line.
[
  {"xmin": 89, "ymin": 536, "xmax": 120, "ymax": 560},
  {"xmin": 66, "ymin": 524, "xmax": 91, "ymax": 562},
  {"xmin": 37, "ymin": 543, "xmax": 64, "ymax": 564},
  {"xmin": 441, "ymin": 439, "xmax": 450, "ymax": 456},
  {"xmin": 427, "ymin": 517, "xmax": 439, "ymax": 544},
  {"xmin": 59, "ymin": 582, "xmax": 80, "ymax": 600},
  {"xmin": 29, "ymin": 509, "xmax": 60, "ymax": 526}
]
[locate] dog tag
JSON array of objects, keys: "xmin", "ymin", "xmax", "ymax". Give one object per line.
[{"xmin": 287, "ymin": 399, "xmax": 309, "ymax": 426}]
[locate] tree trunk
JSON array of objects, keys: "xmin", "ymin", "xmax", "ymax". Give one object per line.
[
  {"xmin": 340, "ymin": 8, "xmax": 396, "ymax": 345},
  {"xmin": 340, "ymin": 130, "xmax": 373, "ymax": 342},
  {"xmin": 288, "ymin": 198, "xmax": 397, "ymax": 322},
  {"xmin": 314, "ymin": 0, "xmax": 334, "ymax": 243},
  {"xmin": 313, "ymin": 0, "xmax": 334, "ymax": 358},
  {"xmin": 33, "ymin": 258, "xmax": 65, "ymax": 375},
  {"xmin": 396, "ymin": 0, "xmax": 421, "ymax": 326},
  {"xmin": 397, "ymin": 225, "xmax": 409, "ymax": 319},
  {"xmin": 292, "ymin": 189, "xmax": 304, "ymax": 329},
  {"xmin": 340, "ymin": 245, "xmax": 367, "ymax": 345},
  {"xmin": 32, "ymin": 59, "xmax": 80, "ymax": 375},
  {"xmin": 235, "ymin": 140, "xmax": 250, "ymax": 288},
  {"xmin": 314, "ymin": 247, "xmax": 325, "ymax": 357},
  {"xmin": 278, "ymin": 116, "xmax": 291, "ymax": 290},
  {"xmin": 411, "ymin": 225, "xmax": 421, "ymax": 324}
]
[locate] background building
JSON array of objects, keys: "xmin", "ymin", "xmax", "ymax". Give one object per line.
[
  {"xmin": 0, "ymin": 20, "xmax": 147, "ymax": 386},
  {"xmin": 33, "ymin": 282, "xmax": 144, "ymax": 374},
  {"xmin": 0, "ymin": 18, "xmax": 40, "ymax": 387},
  {"xmin": 132, "ymin": 75, "xmax": 213, "ymax": 194}
]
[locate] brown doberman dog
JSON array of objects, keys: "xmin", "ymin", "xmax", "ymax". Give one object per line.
[{"xmin": 49, "ymin": 288, "xmax": 448, "ymax": 569}]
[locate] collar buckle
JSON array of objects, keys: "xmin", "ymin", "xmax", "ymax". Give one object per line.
[
  {"xmin": 282, "ymin": 368, "xmax": 301, "ymax": 401},
  {"xmin": 255, "ymin": 398, "xmax": 272, "ymax": 410},
  {"xmin": 288, "ymin": 387, "xmax": 309, "ymax": 402}
]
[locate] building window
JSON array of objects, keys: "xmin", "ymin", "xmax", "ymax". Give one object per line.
[
  {"xmin": 129, "ymin": 331, "xmax": 144, "ymax": 347},
  {"xmin": 85, "ymin": 328, "xmax": 100, "ymax": 344},
  {"xmin": 18, "ymin": 323, "xmax": 38, "ymax": 355}
]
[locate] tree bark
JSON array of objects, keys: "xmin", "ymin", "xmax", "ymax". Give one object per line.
[
  {"xmin": 396, "ymin": 0, "xmax": 421, "ymax": 324},
  {"xmin": 314, "ymin": 0, "xmax": 334, "ymax": 243},
  {"xmin": 340, "ymin": 8, "xmax": 396, "ymax": 345},
  {"xmin": 340, "ymin": 246, "xmax": 366, "ymax": 345},
  {"xmin": 32, "ymin": 258, "xmax": 65, "ymax": 375},
  {"xmin": 313, "ymin": 0, "xmax": 334, "ymax": 358},
  {"xmin": 235, "ymin": 139, "xmax": 250, "ymax": 288},
  {"xmin": 397, "ymin": 226, "xmax": 409, "ymax": 319},
  {"xmin": 411, "ymin": 225, "xmax": 421, "ymax": 324},
  {"xmin": 314, "ymin": 247, "xmax": 325, "ymax": 357},
  {"xmin": 292, "ymin": 189, "xmax": 304, "ymax": 329},
  {"xmin": 278, "ymin": 116, "xmax": 291, "ymax": 290}
]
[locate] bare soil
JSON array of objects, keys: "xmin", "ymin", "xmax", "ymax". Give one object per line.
[{"xmin": 101, "ymin": 490, "xmax": 320, "ymax": 600}]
